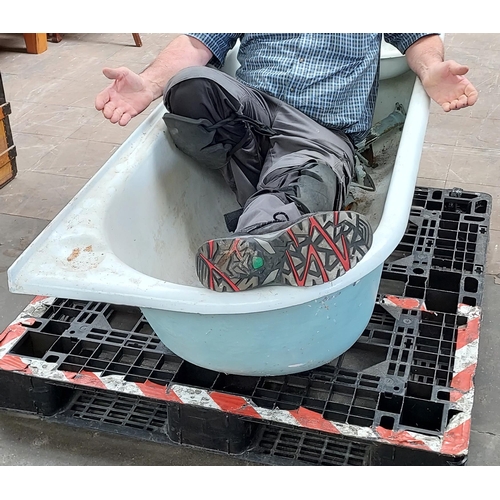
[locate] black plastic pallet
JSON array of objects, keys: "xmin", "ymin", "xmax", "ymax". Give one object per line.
[{"xmin": 0, "ymin": 187, "xmax": 492, "ymax": 466}]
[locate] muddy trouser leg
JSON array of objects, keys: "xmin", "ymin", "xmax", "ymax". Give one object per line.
[
  {"xmin": 236, "ymin": 93, "xmax": 356, "ymax": 232},
  {"xmin": 163, "ymin": 66, "xmax": 274, "ymax": 209},
  {"xmin": 163, "ymin": 66, "xmax": 354, "ymax": 233}
]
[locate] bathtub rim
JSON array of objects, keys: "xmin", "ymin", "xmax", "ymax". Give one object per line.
[{"xmin": 8, "ymin": 75, "xmax": 430, "ymax": 315}]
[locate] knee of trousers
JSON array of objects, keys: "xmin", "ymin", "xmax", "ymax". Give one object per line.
[
  {"xmin": 260, "ymin": 160, "xmax": 344, "ymax": 214},
  {"xmin": 290, "ymin": 168, "xmax": 340, "ymax": 213},
  {"xmin": 164, "ymin": 67, "xmax": 242, "ymax": 121},
  {"xmin": 165, "ymin": 77, "xmax": 217, "ymax": 119}
]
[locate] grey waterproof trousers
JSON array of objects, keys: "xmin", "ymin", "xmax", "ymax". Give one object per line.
[{"xmin": 163, "ymin": 66, "xmax": 355, "ymax": 233}]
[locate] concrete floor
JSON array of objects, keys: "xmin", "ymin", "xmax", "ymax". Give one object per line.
[{"xmin": 0, "ymin": 33, "xmax": 499, "ymax": 465}]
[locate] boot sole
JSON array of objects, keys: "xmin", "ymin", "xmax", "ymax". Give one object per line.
[{"xmin": 196, "ymin": 211, "xmax": 372, "ymax": 292}]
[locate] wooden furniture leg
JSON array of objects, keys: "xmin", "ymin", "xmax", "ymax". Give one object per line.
[
  {"xmin": 23, "ymin": 33, "xmax": 48, "ymax": 54},
  {"xmin": 48, "ymin": 33, "xmax": 63, "ymax": 43},
  {"xmin": 132, "ymin": 33, "xmax": 142, "ymax": 47}
]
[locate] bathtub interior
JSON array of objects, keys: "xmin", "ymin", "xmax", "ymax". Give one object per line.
[
  {"xmin": 104, "ymin": 124, "xmax": 240, "ymax": 287},
  {"xmin": 104, "ymin": 69, "xmax": 417, "ymax": 287},
  {"xmin": 7, "ymin": 38, "xmax": 429, "ymax": 319},
  {"xmin": 351, "ymin": 70, "xmax": 417, "ymax": 230}
]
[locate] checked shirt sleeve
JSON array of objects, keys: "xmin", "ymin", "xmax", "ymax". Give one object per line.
[
  {"xmin": 187, "ymin": 33, "xmax": 242, "ymax": 67},
  {"xmin": 384, "ymin": 33, "xmax": 439, "ymax": 54}
]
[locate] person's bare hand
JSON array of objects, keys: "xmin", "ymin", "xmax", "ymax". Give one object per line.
[
  {"xmin": 95, "ymin": 67, "xmax": 156, "ymax": 126},
  {"xmin": 421, "ymin": 60, "xmax": 478, "ymax": 112}
]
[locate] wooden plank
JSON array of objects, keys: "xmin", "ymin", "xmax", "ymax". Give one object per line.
[
  {"xmin": 0, "ymin": 146, "xmax": 17, "ymax": 169},
  {"xmin": 0, "ymin": 131, "xmax": 8, "ymax": 153},
  {"xmin": 23, "ymin": 33, "xmax": 48, "ymax": 54},
  {"xmin": 0, "ymin": 157, "xmax": 17, "ymax": 188},
  {"xmin": 0, "ymin": 162, "xmax": 17, "ymax": 187},
  {"xmin": 0, "ymin": 102, "xmax": 12, "ymax": 120},
  {"xmin": 0, "ymin": 121, "xmax": 9, "ymax": 153},
  {"xmin": 0, "ymin": 112, "xmax": 14, "ymax": 153}
]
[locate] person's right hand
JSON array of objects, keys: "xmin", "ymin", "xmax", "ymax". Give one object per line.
[
  {"xmin": 420, "ymin": 60, "xmax": 478, "ymax": 112},
  {"xmin": 95, "ymin": 67, "xmax": 156, "ymax": 126}
]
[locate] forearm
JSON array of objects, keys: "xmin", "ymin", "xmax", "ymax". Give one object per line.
[
  {"xmin": 141, "ymin": 35, "xmax": 213, "ymax": 100},
  {"xmin": 405, "ymin": 34, "xmax": 444, "ymax": 81}
]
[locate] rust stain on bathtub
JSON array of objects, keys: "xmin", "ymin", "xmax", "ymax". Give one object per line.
[
  {"xmin": 67, "ymin": 246, "xmax": 92, "ymax": 260},
  {"xmin": 67, "ymin": 248, "xmax": 80, "ymax": 261}
]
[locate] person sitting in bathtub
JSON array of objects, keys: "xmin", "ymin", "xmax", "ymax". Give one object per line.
[{"xmin": 95, "ymin": 33, "xmax": 477, "ymax": 293}]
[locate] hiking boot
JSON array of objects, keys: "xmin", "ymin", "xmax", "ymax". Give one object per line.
[{"xmin": 196, "ymin": 211, "xmax": 373, "ymax": 292}]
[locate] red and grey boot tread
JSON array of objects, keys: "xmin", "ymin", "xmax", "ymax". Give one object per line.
[{"xmin": 196, "ymin": 211, "xmax": 372, "ymax": 292}]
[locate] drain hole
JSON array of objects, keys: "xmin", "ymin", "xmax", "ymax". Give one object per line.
[
  {"xmin": 400, "ymin": 398, "xmax": 444, "ymax": 431},
  {"xmin": 425, "ymin": 289, "xmax": 459, "ymax": 313},
  {"xmin": 378, "ymin": 393, "xmax": 403, "ymax": 414},
  {"xmin": 464, "ymin": 277, "xmax": 478, "ymax": 293},
  {"xmin": 379, "ymin": 415, "xmax": 395, "ymax": 430},
  {"xmin": 462, "ymin": 296, "xmax": 477, "ymax": 306}
]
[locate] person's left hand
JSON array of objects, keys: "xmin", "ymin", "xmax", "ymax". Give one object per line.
[{"xmin": 420, "ymin": 60, "xmax": 478, "ymax": 112}]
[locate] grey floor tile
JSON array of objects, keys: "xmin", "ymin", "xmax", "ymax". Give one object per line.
[
  {"xmin": 473, "ymin": 65, "xmax": 500, "ymax": 93},
  {"xmin": 44, "ymin": 36, "xmax": 128, "ymax": 60},
  {"xmin": 447, "ymin": 149, "xmax": 500, "ymax": 187},
  {"xmin": 69, "ymin": 110, "xmax": 148, "ymax": 144},
  {"xmin": 456, "ymin": 117, "xmax": 500, "ymax": 150},
  {"xmin": 10, "ymin": 102, "xmax": 95, "ymax": 139},
  {"xmin": 486, "ymin": 229, "xmax": 500, "ymax": 276},
  {"xmin": 429, "ymin": 100, "xmax": 444, "ymax": 116},
  {"xmin": 0, "ymin": 42, "xmax": 51, "ymax": 75},
  {"xmin": 33, "ymin": 54, "xmax": 127, "ymax": 84},
  {"xmin": 424, "ymin": 113, "xmax": 465, "ymax": 147},
  {"xmin": 416, "ymin": 177, "xmax": 446, "ymax": 189},
  {"xmin": 467, "ymin": 430, "xmax": 500, "ymax": 466},
  {"xmin": 418, "ymin": 144, "xmax": 453, "ymax": 180},
  {"xmin": 30, "ymin": 138, "xmax": 118, "ymax": 179},
  {"xmin": 445, "ymin": 45, "xmax": 500, "ymax": 71},
  {"xmin": 0, "ymin": 171, "xmax": 88, "ymax": 219},
  {"xmin": 0, "ymin": 214, "xmax": 49, "ymax": 333},
  {"xmin": 468, "ymin": 275, "xmax": 500, "ymax": 435},
  {"xmin": 0, "ymin": 411, "xmax": 249, "ymax": 466},
  {"xmin": 13, "ymin": 132, "xmax": 65, "ymax": 171},
  {"xmin": 4, "ymin": 75, "xmax": 111, "ymax": 109},
  {"xmin": 445, "ymin": 33, "xmax": 500, "ymax": 50},
  {"xmin": 105, "ymin": 33, "xmax": 179, "ymax": 65},
  {"xmin": 459, "ymin": 89, "xmax": 500, "ymax": 120},
  {"xmin": 2, "ymin": 73, "xmax": 64, "ymax": 103},
  {"xmin": 14, "ymin": 49, "xmax": 127, "ymax": 83},
  {"xmin": 8, "ymin": 99, "xmax": 44, "ymax": 127}
]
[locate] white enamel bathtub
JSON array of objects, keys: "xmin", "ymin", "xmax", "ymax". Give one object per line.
[{"xmin": 8, "ymin": 42, "xmax": 430, "ymax": 376}]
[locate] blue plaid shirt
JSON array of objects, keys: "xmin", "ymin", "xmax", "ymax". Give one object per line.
[{"xmin": 188, "ymin": 33, "xmax": 430, "ymax": 144}]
